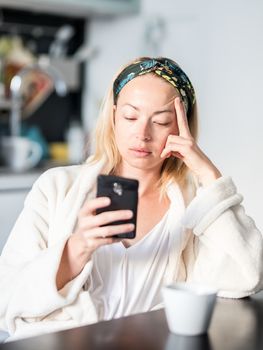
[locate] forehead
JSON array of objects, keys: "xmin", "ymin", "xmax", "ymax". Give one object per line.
[{"xmin": 116, "ymin": 74, "xmax": 179, "ymax": 110}]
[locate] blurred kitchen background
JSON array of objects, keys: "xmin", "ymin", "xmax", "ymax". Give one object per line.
[{"xmin": 0, "ymin": 0, "xmax": 262, "ymax": 252}]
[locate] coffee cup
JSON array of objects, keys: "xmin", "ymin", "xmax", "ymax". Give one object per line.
[
  {"xmin": 1, "ymin": 136, "xmax": 42, "ymax": 172},
  {"xmin": 165, "ymin": 333, "xmax": 211, "ymax": 350},
  {"xmin": 162, "ymin": 282, "xmax": 217, "ymax": 336}
]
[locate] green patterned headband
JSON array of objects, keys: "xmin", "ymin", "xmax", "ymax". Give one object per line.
[{"xmin": 113, "ymin": 58, "xmax": 196, "ymax": 117}]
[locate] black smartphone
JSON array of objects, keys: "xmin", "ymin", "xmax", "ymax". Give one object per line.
[{"xmin": 96, "ymin": 174, "xmax": 139, "ymax": 239}]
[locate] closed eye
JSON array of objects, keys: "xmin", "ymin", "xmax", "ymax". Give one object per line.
[
  {"xmin": 124, "ymin": 116, "xmax": 137, "ymax": 121},
  {"xmin": 153, "ymin": 121, "xmax": 170, "ymax": 126}
]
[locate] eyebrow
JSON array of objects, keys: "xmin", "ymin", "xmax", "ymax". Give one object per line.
[{"xmin": 122, "ymin": 103, "xmax": 173, "ymax": 115}]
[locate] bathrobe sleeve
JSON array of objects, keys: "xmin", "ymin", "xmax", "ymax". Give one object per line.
[
  {"xmin": 0, "ymin": 168, "xmax": 98, "ymax": 337},
  {"xmin": 181, "ymin": 176, "xmax": 263, "ymax": 298}
]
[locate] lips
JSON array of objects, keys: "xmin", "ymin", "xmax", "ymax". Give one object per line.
[{"xmin": 129, "ymin": 147, "xmax": 152, "ymax": 157}]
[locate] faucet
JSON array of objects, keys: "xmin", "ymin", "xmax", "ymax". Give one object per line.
[{"xmin": 9, "ymin": 57, "xmax": 67, "ymax": 137}]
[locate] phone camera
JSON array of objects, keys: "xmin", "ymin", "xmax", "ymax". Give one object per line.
[{"xmin": 113, "ymin": 182, "xmax": 123, "ymax": 196}]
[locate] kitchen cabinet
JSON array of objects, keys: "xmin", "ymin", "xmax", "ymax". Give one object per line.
[
  {"xmin": 0, "ymin": 171, "xmax": 41, "ymax": 253},
  {"xmin": 0, "ymin": 0, "xmax": 140, "ymax": 18},
  {"xmin": 0, "ymin": 9, "xmax": 86, "ymax": 144}
]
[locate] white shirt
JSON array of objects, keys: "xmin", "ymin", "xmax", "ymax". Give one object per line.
[
  {"xmin": 88, "ymin": 183, "xmax": 186, "ymax": 320},
  {"xmin": 90, "ymin": 211, "xmax": 169, "ymax": 319}
]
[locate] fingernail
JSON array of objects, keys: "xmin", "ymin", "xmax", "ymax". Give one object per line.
[
  {"xmin": 104, "ymin": 197, "xmax": 111, "ymax": 204},
  {"xmin": 127, "ymin": 210, "xmax": 133, "ymax": 218}
]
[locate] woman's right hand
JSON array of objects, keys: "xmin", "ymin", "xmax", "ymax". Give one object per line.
[
  {"xmin": 72, "ymin": 196, "xmax": 134, "ymax": 258},
  {"xmin": 56, "ymin": 197, "xmax": 134, "ymax": 290}
]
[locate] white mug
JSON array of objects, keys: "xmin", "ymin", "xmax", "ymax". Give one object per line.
[
  {"xmin": 1, "ymin": 136, "xmax": 42, "ymax": 172},
  {"xmin": 162, "ymin": 282, "xmax": 217, "ymax": 336},
  {"xmin": 165, "ymin": 333, "xmax": 211, "ymax": 350}
]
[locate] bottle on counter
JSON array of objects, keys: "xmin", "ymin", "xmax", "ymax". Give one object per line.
[{"xmin": 66, "ymin": 120, "xmax": 85, "ymax": 164}]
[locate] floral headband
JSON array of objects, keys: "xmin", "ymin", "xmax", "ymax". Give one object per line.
[{"xmin": 113, "ymin": 58, "xmax": 196, "ymax": 117}]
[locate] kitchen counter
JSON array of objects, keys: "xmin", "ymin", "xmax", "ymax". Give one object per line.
[
  {"xmin": 0, "ymin": 170, "xmax": 42, "ymax": 191},
  {"xmin": 0, "ymin": 161, "xmax": 70, "ymax": 190}
]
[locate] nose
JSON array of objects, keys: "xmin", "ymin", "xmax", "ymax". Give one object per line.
[{"xmin": 135, "ymin": 119, "xmax": 151, "ymax": 141}]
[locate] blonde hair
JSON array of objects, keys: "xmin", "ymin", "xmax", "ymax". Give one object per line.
[{"xmin": 88, "ymin": 56, "xmax": 199, "ymax": 190}]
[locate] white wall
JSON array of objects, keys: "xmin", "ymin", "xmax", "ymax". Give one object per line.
[{"xmin": 83, "ymin": 0, "xmax": 263, "ymax": 231}]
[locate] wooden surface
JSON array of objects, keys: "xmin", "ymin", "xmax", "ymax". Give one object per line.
[{"xmin": 1, "ymin": 291, "xmax": 263, "ymax": 350}]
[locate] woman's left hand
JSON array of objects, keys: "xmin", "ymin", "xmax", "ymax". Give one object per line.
[{"xmin": 160, "ymin": 97, "xmax": 222, "ymax": 186}]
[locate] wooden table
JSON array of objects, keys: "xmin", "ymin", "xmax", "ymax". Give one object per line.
[{"xmin": 1, "ymin": 291, "xmax": 263, "ymax": 350}]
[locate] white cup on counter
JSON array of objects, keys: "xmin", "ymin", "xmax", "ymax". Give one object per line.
[
  {"xmin": 162, "ymin": 282, "xmax": 217, "ymax": 336},
  {"xmin": 0, "ymin": 136, "xmax": 42, "ymax": 172},
  {"xmin": 165, "ymin": 333, "xmax": 211, "ymax": 350}
]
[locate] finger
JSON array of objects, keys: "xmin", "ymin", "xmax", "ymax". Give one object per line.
[
  {"xmin": 160, "ymin": 134, "xmax": 192, "ymax": 158},
  {"xmin": 161, "ymin": 146, "xmax": 179, "ymax": 159},
  {"xmin": 80, "ymin": 209, "xmax": 133, "ymax": 230},
  {"xmin": 93, "ymin": 209, "xmax": 133, "ymax": 227},
  {"xmin": 174, "ymin": 97, "xmax": 191, "ymax": 138},
  {"xmin": 160, "ymin": 142, "xmax": 187, "ymax": 159},
  {"xmin": 87, "ymin": 222, "xmax": 135, "ymax": 239},
  {"xmin": 160, "ymin": 136, "xmax": 189, "ymax": 158},
  {"xmin": 160, "ymin": 146, "xmax": 171, "ymax": 159},
  {"xmin": 80, "ymin": 197, "xmax": 111, "ymax": 216}
]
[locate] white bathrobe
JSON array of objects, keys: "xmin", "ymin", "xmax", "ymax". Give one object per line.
[{"xmin": 0, "ymin": 159, "xmax": 262, "ymax": 341}]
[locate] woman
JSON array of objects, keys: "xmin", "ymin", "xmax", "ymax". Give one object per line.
[{"xmin": 0, "ymin": 57, "xmax": 262, "ymax": 341}]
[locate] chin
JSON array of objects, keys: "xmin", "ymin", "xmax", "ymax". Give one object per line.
[{"xmin": 122, "ymin": 154, "xmax": 162, "ymax": 172}]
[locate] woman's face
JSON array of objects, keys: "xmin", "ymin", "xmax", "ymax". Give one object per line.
[{"xmin": 114, "ymin": 74, "xmax": 179, "ymax": 172}]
